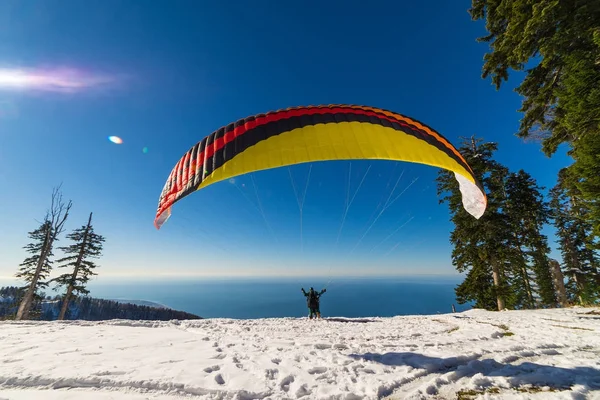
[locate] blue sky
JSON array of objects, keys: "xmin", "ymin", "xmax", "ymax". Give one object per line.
[{"xmin": 0, "ymin": 0, "xmax": 572, "ymax": 281}]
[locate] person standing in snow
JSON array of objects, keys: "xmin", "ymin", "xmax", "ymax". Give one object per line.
[{"xmin": 301, "ymin": 287, "xmax": 326, "ymax": 319}]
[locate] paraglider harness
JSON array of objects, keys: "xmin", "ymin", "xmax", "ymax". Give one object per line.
[
  {"xmin": 302, "ymin": 288, "xmax": 326, "ymax": 319},
  {"xmin": 308, "ymin": 290, "xmax": 318, "ymax": 308}
]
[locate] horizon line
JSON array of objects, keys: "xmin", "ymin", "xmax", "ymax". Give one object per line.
[{"xmin": 0, "ymin": 272, "xmax": 464, "ymax": 283}]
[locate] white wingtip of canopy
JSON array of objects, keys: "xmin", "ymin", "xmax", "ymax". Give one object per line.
[{"xmin": 454, "ymin": 172, "xmax": 487, "ymax": 219}]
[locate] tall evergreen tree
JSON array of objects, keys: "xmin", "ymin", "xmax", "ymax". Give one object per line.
[
  {"xmin": 437, "ymin": 136, "xmax": 514, "ymax": 311},
  {"xmin": 15, "ymin": 221, "xmax": 53, "ymax": 292},
  {"xmin": 569, "ymin": 133, "xmax": 600, "ymax": 247},
  {"xmin": 15, "ymin": 185, "xmax": 72, "ymax": 320},
  {"xmin": 14, "ymin": 221, "xmax": 53, "ymax": 319},
  {"xmin": 469, "ymin": 0, "xmax": 600, "ymax": 240},
  {"xmin": 504, "ymin": 170, "xmax": 556, "ymax": 306},
  {"xmin": 53, "ymin": 212, "xmax": 105, "ymax": 321},
  {"xmin": 498, "ymin": 168, "xmax": 535, "ymax": 309},
  {"xmin": 549, "ymin": 169, "xmax": 600, "ymax": 304}
]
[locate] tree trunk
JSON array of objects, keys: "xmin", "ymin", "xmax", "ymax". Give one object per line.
[
  {"xmin": 491, "ymin": 259, "xmax": 506, "ymax": 311},
  {"xmin": 16, "ymin": 228, "xmax": 52, "ymax": 320},
  {"xmin": 520, "ymin": 263, "xmax": 535, "ymax": 308},
  {"xmin": 58, "ymin": 284, "xmax": 75, "ymax": 321},
  {"xmin": 550, "ymin": 259, "xmax": 568, "ymax": 307},
  {"xmin": 572, "ymin": 273, "xmax": 585, "ymax": 304},
  {"xmin": 58, "ymin": 212, "xmax": 93, "ymax": 321}
]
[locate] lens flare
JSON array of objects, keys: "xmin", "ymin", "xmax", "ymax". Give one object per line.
[
  {"xmin": 142, "ymin": 147, "xmax": 149, "ymax": 153},
  {"xmin": 108, "ymin": 136, "xmax": 123, "ymax": 144},
  {"xmin": 0, "ymin": 67, "xmax": 118, "ymax": 93}
]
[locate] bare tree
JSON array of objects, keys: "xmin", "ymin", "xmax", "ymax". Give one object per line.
[{"xmin": 15, "ymin": 185, "xmax": 72, "ymax": 320}]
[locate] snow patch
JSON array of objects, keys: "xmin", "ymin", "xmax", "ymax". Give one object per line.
[{"xmin": 0, "ymin": 308, "xmax": 599, "ymax": 399}]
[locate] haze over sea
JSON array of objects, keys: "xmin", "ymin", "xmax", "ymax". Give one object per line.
[{"xmin": 29, "ymin": 276, "xmax": 476, "ymax": 319}]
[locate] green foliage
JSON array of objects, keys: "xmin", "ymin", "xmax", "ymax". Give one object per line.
[
  {"xmin": 437, "ymin": 137, "xmax": 567, "ymax": 310},
  {"xmin": 549, "ymin": 169, "xmax": 600, "ymax": 304},
  {"xmin": 437, "ymin": 137, "xmax": 514, "ymax": 310},
  {"xmin": 469, "ymin": 0, "xmax": 600, "ymax": 242},
  {"xmin": 469, "ymin": 0, "xmax": 600, "ymax": 149},
  {"xmin": 15, "ymin": 220, "xmax": 54, "ymax": 305},
  {"xmin": 53, "ymin": 214, "xmax": 105, "ymax": 299},
  {"xmin": 504, "ymin": 170, "xmax": 556, "ymax": 306},
  {"xmin": 569, "ymin": 133, "xmax": 600, "ymax": 246}
]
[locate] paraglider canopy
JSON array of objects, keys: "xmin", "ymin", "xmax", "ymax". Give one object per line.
[{"xmin": 154, "ymin": 104, "xmax": 487, "ymax": 229}]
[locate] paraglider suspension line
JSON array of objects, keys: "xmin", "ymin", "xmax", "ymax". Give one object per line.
[
  {"xmin": 288, "ymin": 165, "xmax": 312, "ymax": 254},
  {"xmin": 334, "ymin": 162, "xmax": 371, "ymax": 250},
  {"xmin": 350, "ymin": 175, "xmax": 418, "ymax": 255},
  {"xmin": 251, "ymin": 174, "xmax": 278, "ymax": 244}
]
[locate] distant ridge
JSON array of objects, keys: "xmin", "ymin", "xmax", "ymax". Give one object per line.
[{"xmin": 109, "ymin": 299, "xmax": 171, "ymax": 309}]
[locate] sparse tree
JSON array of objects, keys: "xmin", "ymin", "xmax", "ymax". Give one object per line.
[
  {"xmin": 16, "ymin": 185, "xmax": 72, "ymax": 320},
  {"xmin": 14, "ymin": 220, "xmax": 54, "ymax": 319},
  {"xmin": 52, "ymin": 212, "xmax": 105, "ymax": 320}
]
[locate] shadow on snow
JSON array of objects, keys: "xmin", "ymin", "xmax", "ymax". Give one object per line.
[{"xmin": 348, "ymin": 351, "xmax": 600, "ymax": 399}]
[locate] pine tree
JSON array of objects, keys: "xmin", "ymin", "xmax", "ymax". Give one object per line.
[
  {"xmin": 16, "ymin": 185, "xmax": 72, "ymax": 320},
  {"xmin": 549, "ymin": 169, "xmax": 600, "ymax": 304},
  {"xmin": 498, "ymin": 168, "xmax": 535, "ymax": 309},
  {"xmin": 469, "ymin": 0, "xmax": 600, "ymax": 241},
  {"xmin": 52, "ymin": 212, "xmax": 105, "ymax": 320},
  {"xmin": 504, "ymin": 170, "xmax": 556, "ymax": 307},
  {"xmin": 16, "ymin": 221, "xmax": 53, "ymax": 289},
  {"xmin": 437, "ymin": 136, "xmax": 514, "ymax": 311},
  {"xmin": 569, "ymin": 133, "xmax": 600, "ymax": 246}
]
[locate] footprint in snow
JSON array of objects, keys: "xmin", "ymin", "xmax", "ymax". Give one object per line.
[
  {"xmin": 308, "ymin": 367, "xmax": 327, "ymax": 375},
  {"xmin": 280, "ymin": 375, "xmax": 295, "ymax": 392},
  {"xmin": 271, "ymin": 358, "xmax": 281, "ymax": 365},
  {"xmin": 211, "ymin": 353, "xmax": 227, "ymax": 360},
  {"xmin": 540, "ymin": 349, "xmax": 560, "ymax": 355},
  {"xmin": 265, "ymin": 368, "xmax": 279, "ymax": 380},
  {"xmin": 296, "ymin": 384, "xmax": 311, "ymax": 397},
  {"xmin": 2, "ymin": 359, "xmax": 22, "ymax": 364},
  {"xmin": 203, "ymin": 365, "xmax": 220, "ymax": 373},
  {"xmin": 501, "ymin": 355, "xmax": 520, "ymax": 363},
  {"xmin": 92, "ymin": 370, "xmax": 127, "ymax": 376},
  {"xmin": 159, "ymin": 359, "xmax": 183, "ymax": 364},
  {"xmin": 214, "ymin": 374, "xmax": 225, "ymax": 385},
  {"xmin": 315, "ymin": 343, "xmax": 332, "ymax": 350},
  {"xmin": 358, "ymin": 368, "xmax": 375, "ymax": 374}
]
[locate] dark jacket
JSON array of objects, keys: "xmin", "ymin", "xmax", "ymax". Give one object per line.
[{"xmin": 301, "ymin": 288, "xmax": 326, "ymax": 308}]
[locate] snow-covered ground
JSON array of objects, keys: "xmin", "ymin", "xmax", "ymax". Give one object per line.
[{"xmin": 1, "ymin": 307, "xmax": 599, "ymax": 400}]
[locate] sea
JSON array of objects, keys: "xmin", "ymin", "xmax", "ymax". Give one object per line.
[
  {"xmin": 86, "ymin": 276, "xmax": 471, "ymax": 319},
  {"xmin": 0, "ymin": 276, "xmax": 472, "ymax": 319}
]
